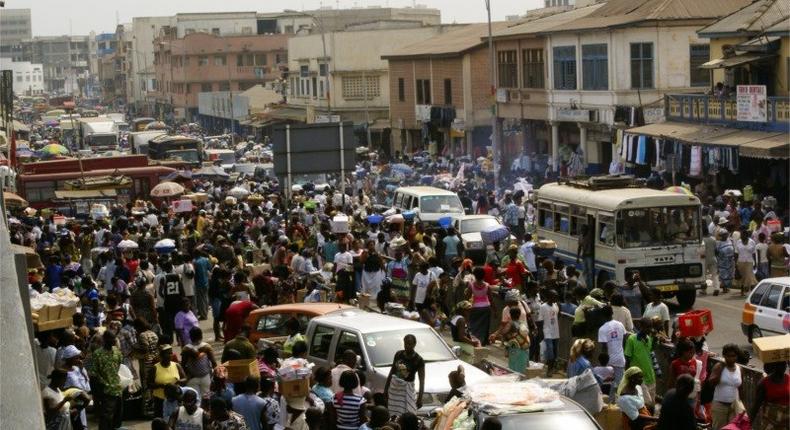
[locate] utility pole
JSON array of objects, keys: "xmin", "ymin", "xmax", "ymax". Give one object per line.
[
  {"xmin": 485, "ymin": 0, "xmax": 500, "ymax": 195},
  {"xmin": 363, "ymin": 70, "xmax": 371, "ymax": 147}
]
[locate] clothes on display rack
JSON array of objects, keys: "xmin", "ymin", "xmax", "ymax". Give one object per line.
[{"xmin": 622, "ymin": 132, "xmax": 741, "ymax": 177}]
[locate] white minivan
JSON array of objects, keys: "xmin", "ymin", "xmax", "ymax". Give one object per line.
[
  {"xmin": 741, "ymin": 277, "xmax": 790, "ymax": 342},
  {"xmin": 392, "ymin": 186, "xmax": 464, "ymax": 224}
]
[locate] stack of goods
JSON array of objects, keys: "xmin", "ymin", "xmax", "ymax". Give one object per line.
[
  {"xmin": 278, "ymin": 358, "xmax": 313, "ymax": 398},
  {"xmin": 31, "ymin": 289, "xmax": 80, "ymax": 331},
  {"xmin": 465, "ymin": 379, "xmax": 561, "ymax": 415},
  {"xmin": 535, "ymin": 240, "xmax": 556, "ymax": 258}
]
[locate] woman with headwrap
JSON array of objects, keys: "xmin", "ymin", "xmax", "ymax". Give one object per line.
[{"xmin": 616, "ymin": 367, "xmax": 658, "ymax": 430}]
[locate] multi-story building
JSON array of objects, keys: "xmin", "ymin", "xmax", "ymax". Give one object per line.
[
  {"xmin": 0, "ymin": 58, "xmax": 44, "ymax": 95},
  {"xmin": 491, "ymin": 0, "xmax": 753, "ymax": 176},
  {"xmin": 383, "ymin": 22, "xmax": 510, "ymax": 157},
  {"xmin": 0, "ymin": 9, "xmax": 32, "ymax": 61},
  {"xmin": 20, "ymin": 35, "xmax": 93, "ymax": 95},
  {"xmin": 283, "ymin": 22, "xmax": 449, "ymax": 146},
  {"xmin": 152, "ymin": 30, "xmax": 289, "ymax": 120}
]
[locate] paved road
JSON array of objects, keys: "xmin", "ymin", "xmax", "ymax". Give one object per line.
[{"xmin": 669, "ymin": 290, "xmax": 763, "ymax": 368}]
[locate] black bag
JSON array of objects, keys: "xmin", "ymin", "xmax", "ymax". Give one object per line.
[
  {"xmin": 699, "ymin": 378, "xmax": 715, "ymax": 404},
  {"xmin": 584, "ymin": 306, "xmax": 609, "ymax": 332}
]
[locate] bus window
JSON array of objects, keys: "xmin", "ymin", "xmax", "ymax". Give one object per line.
[
  {"xmin": 571, "ymin": 206, "xmax": 586, "ymax": 236},
  {"xmin": 538, "ymin": 202, "xmax": 553, "ymax": 230},
  {"xmin": 394, "ymin": 192, "xmax": 404, "ymax": 208},
  {"xmin": 554, "ymin": 204, "xmax": 570, "ymax": 234},
  {"xmin": 598, "ymin": 214, "xmax": 615, "ymax": 247}
]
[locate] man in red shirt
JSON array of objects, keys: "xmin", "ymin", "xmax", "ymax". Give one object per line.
[{"xmin": 222, "ymin": 298, "xmax": 258, "ymax": 342}]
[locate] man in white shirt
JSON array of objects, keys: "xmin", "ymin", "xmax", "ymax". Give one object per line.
[
  {"xmin": 411, "ymin": 263, "xmax": 435, "ymax": 310},
  {"xmin": 537, "ymin": 290, "xmax": 560, "ymax": 376},
  {"xmin": 518, "ymin": 233, "xmax": 538, "ymax": 273},
  {"xmin": 598, "ymin": 305, "xmax": 626, "ymax": 402},
  {"xmin": 174, "ymin": 255, "xmax": 196, "ymax": 309}
]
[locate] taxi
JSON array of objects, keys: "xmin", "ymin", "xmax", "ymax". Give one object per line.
[
  {"xmin": 246, "ymin": 302, "xmax": 353, "ymax": 344},
  {"xmin": 741, "ymin": 277, "xmax": 790, "ymax": 342}
]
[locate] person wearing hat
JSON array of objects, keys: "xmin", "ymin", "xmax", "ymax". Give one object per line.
[
  {"xmin": 63, "ymin": 345, "xmax": 91, "ymax": 430},
  {"xmin": 285, "ymin": 395, "xmax": 310, "ymax": 430},
  {"xmin": 449, "ymin": 300, "xmax": 481, "ymax": 357}
]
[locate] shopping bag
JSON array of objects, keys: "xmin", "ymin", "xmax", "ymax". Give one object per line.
[{"xmin": 721, "ymin": 412, "xmax": 751, "ymax": 430}]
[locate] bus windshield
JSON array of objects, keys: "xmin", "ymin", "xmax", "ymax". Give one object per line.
[{"xmin": 617, "ymin": 206, "xmax": 701, "ymax": 248}]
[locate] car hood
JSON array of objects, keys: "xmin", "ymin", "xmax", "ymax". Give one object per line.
[
  {"xmin": 374, "ymin": 360, "xmax": 490, "ymax": 393},
  {"xmin": 460, "ymin": 232, "xmax": 482, "ymax": 243}
]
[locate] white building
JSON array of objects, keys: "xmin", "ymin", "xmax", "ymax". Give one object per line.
[{"xmin": 0, "ymin": 58, "xmax": 44, "ymax": 95}]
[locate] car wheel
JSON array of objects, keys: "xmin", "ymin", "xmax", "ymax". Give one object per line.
[
  {"xmin": 748, "ymin": 326, "xmax": 763, "ymax": 343},
  {"xmin": 676, "ymin": 290, "xmax": 696, "ymax": 310}
]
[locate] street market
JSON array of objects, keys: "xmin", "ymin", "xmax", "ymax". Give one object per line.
[{"xmin": 0, "ymin": 1, "xmax": 789, "ymax": 430}]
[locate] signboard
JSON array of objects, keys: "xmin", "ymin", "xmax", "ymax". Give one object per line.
[
  {"xmin": 556, "ymin": 108, "xmax": 592, "ymax": 122},
  {"xmin": 171, "ymin": 199, "xmax": 193, "ymax": 213},
  {"xmin": 272, "ymin": 122, "xmax": 356, "ymax": 176},
  {"xmin": 736, "ymin": 85, "xmax": 767, "ymax": 122},
  {"xmin": 643, "ymin": 107, "xmax": 665, "ymax": 124},
  {"xmin": 496, "ymin": 88, "xmax": 509, "ymax": 103},
  {"xmin": 315, "ymin": 114, "xmax": 341, "ymax": 124}
]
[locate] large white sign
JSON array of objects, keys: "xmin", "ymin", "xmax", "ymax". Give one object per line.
[{"xmin": 736, "ymin": 85, "xmax": 767, "ymax": 122}]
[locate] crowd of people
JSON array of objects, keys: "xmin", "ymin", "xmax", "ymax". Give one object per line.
[{"xmin": 13, "ymin": 146, "xmax": 790, "ymax": 430}]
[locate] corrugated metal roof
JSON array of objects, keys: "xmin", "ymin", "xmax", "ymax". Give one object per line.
[
  {"xmin": 700, "ymin": 52, "xmax": 777, "ymax": 68},
  {"xmin": 492, "ymin": 4, "xmax": 604, "ymax": 38},
  {"xmin": 698, "ymin": 0, "xmax": 789, "ymax": 36},
  {"xmin": 383, "ymin": 22, "xmax": 510, "ymax": 58}
]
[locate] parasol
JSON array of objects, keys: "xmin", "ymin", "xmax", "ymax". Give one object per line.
[
  {"xmin": 150, "ymin": 181, "xmax": 185, "ymax": 198},
  {"xmin": 117, "ymin": 240, "xmax": 139, "ymax": 250},
  {"xmin": 4, "ymin": 191, "xmax": 28, "ymax": 208},
  {"xmin": 664, "ymin": 186, "xmax": 694, "ymax": 196},
  {"xmin": 154, "ymin": 238, "xmax": 177, "ymax": 254},
  {"xmin": 39, "ymin": 143, "xmax": 70, "ymax": 156},
  {"xmin": 193, "ymin": 166, "xmax": 230, "ymax": 181}
]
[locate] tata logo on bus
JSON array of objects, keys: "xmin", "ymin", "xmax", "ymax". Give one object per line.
[{"xmin": 653, "ymin": 256, "xmax": 675, "ymax": 263}]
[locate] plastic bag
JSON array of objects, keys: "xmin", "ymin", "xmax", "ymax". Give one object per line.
[
  {"xmin": 118, "ymin": 364, "xmax": 134, "ymax": 390},
  {"xmin": 721, "ymin": 412, "xmax": 751, "ymax": 430}
]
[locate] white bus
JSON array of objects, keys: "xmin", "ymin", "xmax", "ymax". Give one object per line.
[{"xmin": 534, "ymin": 176, "xmax": 704, "ymax": 308}]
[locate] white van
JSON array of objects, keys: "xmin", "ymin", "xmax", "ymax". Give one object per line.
[{"xmin": 392, "ymin": 186, "xmax": 464, "ymax": 223}]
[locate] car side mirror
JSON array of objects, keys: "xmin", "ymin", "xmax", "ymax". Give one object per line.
[{"xmin": 452, "ymin": 345, "xmax": 461, "ymax": 357}]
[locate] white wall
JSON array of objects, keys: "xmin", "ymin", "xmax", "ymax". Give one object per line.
[
  {"xmin": 175, "ymin": 14, "xmax": 257, "ymax": 37},
  {"xmin": 0, "ymin": 58, "xmax": 44, "ymax": 95},
  {"xmin": 130, "ymin": 16, "xmax": 175, "ymax": 104}
]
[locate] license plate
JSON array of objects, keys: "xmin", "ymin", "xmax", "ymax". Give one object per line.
[{"xmin": 656, "ymin": 284, "xmax": 679, "ymax": 292}]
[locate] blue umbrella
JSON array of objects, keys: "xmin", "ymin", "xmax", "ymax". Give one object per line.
[
  {"xmin": 390, "ymin": 163, "xmax": 413, "ymax": 175},
  {"xmin": 480, "ymin": 224, "xmax": 510, "ymax": 245}
]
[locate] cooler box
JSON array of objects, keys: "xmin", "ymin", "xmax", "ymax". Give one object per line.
[
  {"xmin": 330, "ymin": 215, "xmax": 349, "ymax": 234},
  {"xmin": 678, "ymin": 309, "xmax": 713, "ymax": 337}
]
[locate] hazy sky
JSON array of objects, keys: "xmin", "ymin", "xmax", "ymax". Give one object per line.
[{"xmin": 4, "ymin": 0, "xmax": 544, "ymax": 36}]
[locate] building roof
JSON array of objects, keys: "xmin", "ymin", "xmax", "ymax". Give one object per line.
[
  {"xmin": 698, "ymin": 0, "xmax": 789, "ymax": 36},
  {"xmin": 383, "ymin": 22, "xmax": 509, "ymax": 58},
  {"xmin": 496, "ymin": 0, "xmax": 752, "ymax": 37}
]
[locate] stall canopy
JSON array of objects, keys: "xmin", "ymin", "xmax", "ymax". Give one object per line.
[
  {"xmin": 626, "ymin": 121, "xmax": 789, "ymax": 159},
  {"xmin": 701, "ymin": 53, "xmax": 776, "ymax": 69},
  {"xmin": 54, "ymin": 189, "xmax": 118, "ymax": 199}
]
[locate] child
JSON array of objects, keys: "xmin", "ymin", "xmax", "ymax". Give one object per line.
[
  {"xmin": 538, "ymin": 289, "xmax": 560, "ymax": 376},
  {"xmin": 592, "ymin": 353, "xmax": 614, "ymax": 395},
  {"xmin": 311, "ymin": 366, "xmax": 334, "ymax": 405},
  {"xmin": 161, "ymin": 384, "xmax": 183, "ymax": 420},
  {"xmin": 169, "ymin": 388, "xmax": 207, "ymax": 429}
]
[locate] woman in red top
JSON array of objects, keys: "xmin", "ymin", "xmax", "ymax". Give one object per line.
[
  {"xmin": 669, "ymin": 339, "xmax": 699, "ymax": 387},
  {"xmin": 749, "ymin": 361, "xmax": 789, "ymax": 430}
]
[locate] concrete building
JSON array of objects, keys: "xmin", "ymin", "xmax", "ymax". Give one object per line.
[
  {"xmin": 20, "ymin": 35, "xmax": 93, "ymax": 95},
  {"xmin": 0, "ymin": 9, "xmax": 32, "ymax": 61},
  {"xmin": 0, "ymin": 58, "xmax": 44, "ymax": 95},
  {"xmin": 152, "ymin": 31, "xmax": 289, "ymax": 121},
  {"xmin": 383, "ymin": 22, "xmax": 510, "ymax": 158},
  {"xmin": 282, "ymin": 22, "xmax": 449, "ymax": 147},
  {"xmin": 491, "ymin": 0, "xmax": 753, "ymax": 176}
]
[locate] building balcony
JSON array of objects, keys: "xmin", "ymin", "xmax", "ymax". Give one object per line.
[{"xmin": 666, "ymin": 93, "xmax": 789, "ymax": 132}]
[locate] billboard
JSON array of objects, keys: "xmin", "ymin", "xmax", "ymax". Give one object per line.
[{"xmin": 271, "ymin": 122, "xmax": 356, "ymax": 176}]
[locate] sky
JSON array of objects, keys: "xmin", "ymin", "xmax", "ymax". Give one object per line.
[{"xmin": 4, "ymin": 0, "xmax": 544, "ymax": 36}]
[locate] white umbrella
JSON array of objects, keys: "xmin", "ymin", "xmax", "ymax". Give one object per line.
[
  {"xmin": 117, "ymin": 239, "xmax": 139, "ymax": 250},
  {"xmin": 154, "ymin": 238, "xmax": 177, "ymax": 253},
  {"xmin": 150, "ymin": 181, "xmax": 185, "ymax": 198},
  {"xmin": 228, "ymin": 186, "xmax": 250, "ymax": 199}
]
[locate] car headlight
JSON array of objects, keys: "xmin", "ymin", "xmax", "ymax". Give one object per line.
[{"xmin": 468, "ymin": 241, "xmax": 484, "ymax": 249}]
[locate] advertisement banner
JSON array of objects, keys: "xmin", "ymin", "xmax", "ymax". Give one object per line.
[
  {"xmin": 171, "ymin": 199, "xmax": 193, "ymax": 213},
  {"xmin": 736, "ymin": 85, "xmax": 767, "ymax": 122}
]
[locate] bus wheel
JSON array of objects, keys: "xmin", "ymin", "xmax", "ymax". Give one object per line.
[
  {"xmin": 676, "ymin": 290, "xmax": 696, "ymax": 310},
  {"xmin": 595, "ymin": 271, "xmax": 610, "ymax": 290}
]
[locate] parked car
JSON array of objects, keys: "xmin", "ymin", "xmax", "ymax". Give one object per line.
[
  {"xmin": 452, "ymin": 214, "xmax": 514, "ymax": 263},
  {"xmin": 474, "ymin": 396, "xmax": 602, "ymax": 430},
  {"xmin": 246, "ymin": 303, "xmax": 353, "ymax": 345},
  {"xmin": 741, "ymin": 277, "xmax": 790, "ymax": 342},
  {"xmin": 303, "ymin": 309, "xmax": 491, "ymax": 414}
]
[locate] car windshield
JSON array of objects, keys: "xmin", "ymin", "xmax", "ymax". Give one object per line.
[
  {"xmin": 617, "ymin": 205, "xmax": 701, "ymax": 248},
  {"xmin": 491, "ymin": 410, "xmax": 600, "ymax": 430},
  {"xmin": 364, "ymin": 328, "xmax": 454, "ymax": 367},
  {"xmin": 420, "ymin": 195, "xmax": 463, "ymax": 213},
  {"xmin": 461, "ymin": 218, "xmax": 500, "ymax": 234},
  {"xmin": 217, "ymin": 153, "xmax": 236, "ymax": 164}
]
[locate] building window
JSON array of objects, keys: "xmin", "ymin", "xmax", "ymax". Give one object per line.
[
  {"xmin": 319, "ymin": 63, "xmax": 328, "ymax": 77},
  {"xmin": 219, "ymin": 82, "xmax": 230, "ymax": 91},
  {"xmin": 319, "ymin": 80, "xmax": 324, "ymax": 98},
  {"xmin": 689, "ymin": 44, "xmax": 710, "ymax": 87},
  {"xmin": 443, "ymin": 78, "xmax": 452, "ymax": 105},
  {"xmin": 630, "ymin": 42, "xmax": 653, "ymax": 89},
  {"xmin": 342, "ymin": 75, "xmax": 380, "ymax": 99},
  {"xmin": 211, "ymin": 28, "xmax": 220, "ymax": 35},
  {"xmin": 398, "ymin": 78, "xmax": 405, "ymax": 102},
  {"xmin": 201, "ymin": 83, "xmax": 212, "ymax": 92},
  {"xmin": 497, "ymin": 50, "xmax": 518, "ymax": 88},
  {"xmin": 214, "ymin": 55, "xmax": 226, "ymax": 66},
  {"xmin": 255, "ymin": 54, "xmax": 267, "ymax": 66},
  {"xmin": 582, "ymin": 44, "xmax": 608, "ymax": 90},
  {"xmin": 198, "ymin": 56, "xmax": 208, "ymax": 66},
  {"xmin": 522, "ymin": 48, "xmax": 544, "ymax": 89},
  {"xmin": 300, "ymin": 65, "xmax": 309, "ymax": 78},
  {"xmin": 416, "ymin": 79, "xmax": 431, "ymax": 104},
  {"xmin": 553, "ymin": 46, "xmax": 576, "ymax": 90}
]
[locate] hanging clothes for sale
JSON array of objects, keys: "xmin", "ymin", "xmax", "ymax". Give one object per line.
[
  {"xmin": 689, "ymin": 146, "xmax": 702, "ymax": 176},
  {"xmin": 636, "ymin": 135, "xmax": 647, "ymax": 165}
]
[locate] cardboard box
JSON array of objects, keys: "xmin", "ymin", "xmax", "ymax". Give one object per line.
[
  {"xmin": 223, "ymin": 359, "xmax": 260, "ymax": 383},
  {"xmin": 752, "ymin": 334, "xmax": 790, "ymax": 363},
  {"xmin": 279, "ymin": 378, "xmax": 310, "ymax": 398},
  {"xmin": 594, "ymin": 404, "xmax": 623, "ymax": 430},
  {"xmin": 35, "ymin": 318, "xmax": 73, "ymax": 332},
  {"xmin": 523, "ymin": 362, "xmax": 545, "ymax": 379},
  {"xmin": 357, "ymin": 293, "xmax": 371, "ymax": 309}
]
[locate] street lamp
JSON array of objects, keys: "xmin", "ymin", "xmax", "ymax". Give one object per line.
[{"xmin": 485, "ymin": 0, "xmax": 500, "ymax": 195}]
